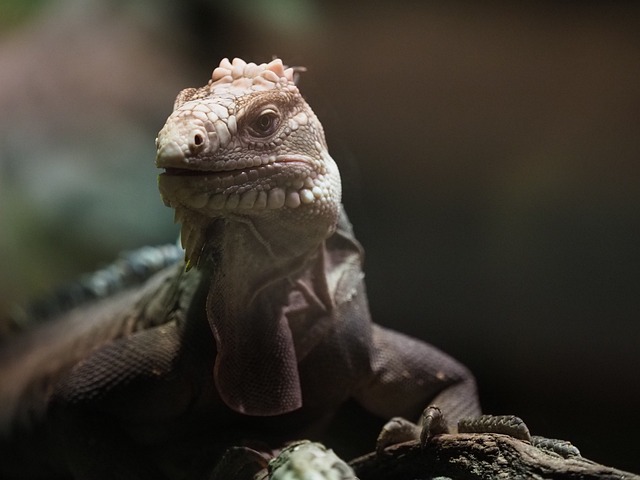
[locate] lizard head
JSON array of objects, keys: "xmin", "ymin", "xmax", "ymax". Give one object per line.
[{"xmin": 156, "ymin": 58, "xmax": 341, "ymax": 270}]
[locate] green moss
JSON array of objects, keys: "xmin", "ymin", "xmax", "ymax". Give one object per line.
[{"xmin": 0, "ymin": 0, "xmax": 49, "ymax": 31}]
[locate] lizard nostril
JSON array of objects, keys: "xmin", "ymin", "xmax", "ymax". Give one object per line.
[{"xmin": 189, "ymin": 132, "xmax": 206, "ymax": 153}]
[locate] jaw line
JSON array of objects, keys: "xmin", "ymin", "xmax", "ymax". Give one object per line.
[{"xmin": 159, "ymin": 154, "xmax": 315, "ymax": 177}]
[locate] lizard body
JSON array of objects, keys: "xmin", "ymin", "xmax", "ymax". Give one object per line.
[
  {"xmin": 5, "ymin": 244, "xmax": 184, "ymax": 333},
  {"xmin": 0, "ymin": 58, "xmax": 480, "ymax": 479}
]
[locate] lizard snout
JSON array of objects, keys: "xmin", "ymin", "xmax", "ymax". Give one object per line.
[{"xmin": 156, "ymin": 141, "xmax": 185, "ymax": 167}]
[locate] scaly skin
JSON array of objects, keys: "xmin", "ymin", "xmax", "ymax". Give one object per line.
[{"xmin": 0, "ymin": 58, "xmax": 480, "ymax": 479}]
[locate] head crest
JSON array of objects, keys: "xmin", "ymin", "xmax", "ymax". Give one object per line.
[{"xmin": 208, "ymin": 58, "xmax": 303, "ymax": 93}]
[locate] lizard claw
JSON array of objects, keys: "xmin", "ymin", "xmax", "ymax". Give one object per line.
[
  {"xmin": 376, "ymin": 406, "xmax": 453, "ymax": 454},
  {"xmin": 375, "ymin": 417, "xmax": 421, "ymax": 455},
  {"xmin": 419, "ymin": 406, "xmax": 450, "ymax": 446}
]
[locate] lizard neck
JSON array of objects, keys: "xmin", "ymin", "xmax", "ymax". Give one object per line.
[
  {"xmin": 198, "ymin": 214, "xmax": 325, "ymax": 416},
  {"xmin": 203, "ymin": 214, "xmax": 322, "ymax": 304}
]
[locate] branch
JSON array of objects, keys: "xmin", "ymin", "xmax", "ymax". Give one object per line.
[{"xmin": 349, "ymin": 433, "xmax": 638, "ymax": 480}]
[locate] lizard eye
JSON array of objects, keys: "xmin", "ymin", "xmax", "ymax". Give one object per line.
[{"xmin": 248, "ymin": 108, "xmax": 280, "ymax": 138}]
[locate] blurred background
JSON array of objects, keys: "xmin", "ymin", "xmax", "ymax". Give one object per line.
[{"xmin": 0, "ymin": 0, "xmax": 638, "ymax": 472}]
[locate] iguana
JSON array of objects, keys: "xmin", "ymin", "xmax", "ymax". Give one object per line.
[{"xmin": 0, "ymin": 58, "xmax": 482, "ymax": 479}]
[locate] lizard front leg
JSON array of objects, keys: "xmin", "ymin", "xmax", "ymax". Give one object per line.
[
  {"xmin": 48, "ymin": 319, "xmax": 214, "ymax": 480},
  {"xmin": 353, "ymin": 324, "xmax": 480, "ymax": 452},
  {"xmin": 355, "ymin": 327, "xmax": 581, "ymax": 461},
  {"xmin": 355, "ymin": 324, "xmax": 481, "ymax": 424}
]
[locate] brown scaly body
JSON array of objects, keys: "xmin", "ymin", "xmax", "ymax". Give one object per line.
[{"xmin": 0, "ymin": 58, "xmax": 479, "ymax": 479}]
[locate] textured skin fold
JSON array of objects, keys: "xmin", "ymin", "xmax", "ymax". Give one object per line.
[{"xmin": 208, "ymin": 295, "xmax": 302, "ymax": 416}]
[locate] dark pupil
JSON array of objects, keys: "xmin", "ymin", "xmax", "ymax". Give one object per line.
[{"xmin": 257, "ymin": 114, "xmax": 272, "ymax": 132}]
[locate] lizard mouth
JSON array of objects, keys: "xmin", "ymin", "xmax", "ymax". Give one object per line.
[
  {"xmin": 160, "ymin": 156, "xmax": 311, "ymax": 176},
  {"xmin": 158, "ymin": 158, "xmax": 323, "ymax": 213},
  {"xmin": 159, "ymin": 162, "xmax": 300, "ymax": 187},
  {"xmin": 161, "ymin": 165, "xmax": 266, "ymax": 178},
  {"xmin": 163, "ymin": 167, "xmax": 208, "ymax": 176}
]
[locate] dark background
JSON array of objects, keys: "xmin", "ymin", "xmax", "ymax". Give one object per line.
[{"xmin": 1, "ymin": 0, "xmax": 638, "ymax": 472}]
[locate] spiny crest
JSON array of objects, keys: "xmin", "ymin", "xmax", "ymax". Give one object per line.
[
  {"xmin": 209, "ymin": 58, "xmax": 300, "ymax": 92},
  {"xmin": 173, "ymin": 58, "xmax": 304, "ymax": 110}
]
